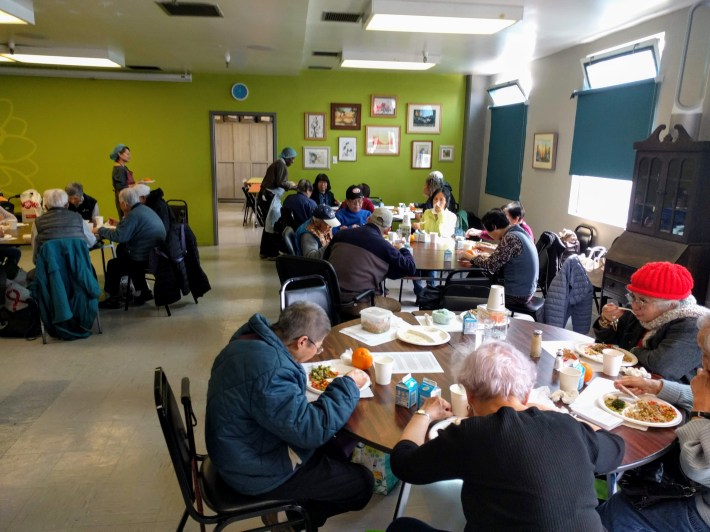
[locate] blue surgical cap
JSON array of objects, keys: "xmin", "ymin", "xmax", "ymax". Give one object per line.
[
  {"xmin": 280, "ymin": 147, "xmax": 297, "ymax": 159},
  {"xmin": 110, "ymin": 144, "xmax": 128, "ymax": 161}
]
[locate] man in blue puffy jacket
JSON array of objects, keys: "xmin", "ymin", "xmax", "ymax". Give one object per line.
[{"xmin": 205, "ymin": 302, "xmax": 373, "ymax": 528}]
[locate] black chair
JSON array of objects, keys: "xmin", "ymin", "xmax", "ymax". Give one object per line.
[
  {"xmin": 154, "ymin": 368, "xmax": 313, "ymax": 532},
  {"xmin": 506, "ymin": 295, "xmax": 545, "ymax": 322},
  {"xmin": 241, "ymin": 184, "xmax": 259, "ymax": 227},
  {"xmin": 280, "ymin": 274, "xmax": 337, "ymax": 324},
  {"xmin": 440, "ymin": 270, "xmax": 491, "ymax": 311},
  {"xmin": 282, "ymin": 226, "xmax": 298, "ymax": 255},
  {"xmin": 167, "ymin": 199, "xmax": 188, "ymax": 224},
  {"xmin": 574, "ymin": 224, "xmax": 597, "ymax": 256},
  {"xmin": 275, "ymin": 255, "xmax": 374, "ymax": 323}
]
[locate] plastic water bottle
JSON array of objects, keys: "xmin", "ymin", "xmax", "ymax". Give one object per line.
[{"xmin": 400, "ymin": 212, "xmax": 411, "ymax": 244}]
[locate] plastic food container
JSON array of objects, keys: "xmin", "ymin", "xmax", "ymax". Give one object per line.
[
  {"xmin": 360, "ymin": 307, "xmax": 393, "ymax": 334},
  {"xmin": 432, "ymin": 309, "xmax": 454, "ymax": 324}
]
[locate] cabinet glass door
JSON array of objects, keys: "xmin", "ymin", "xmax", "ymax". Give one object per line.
[
  {"xmin": 659, "ymin": 157, "xmax": 692, "ymax": 238},
  {"xmin": 631, "ymin": 156, "xmax": 661, "ymax": 230}
]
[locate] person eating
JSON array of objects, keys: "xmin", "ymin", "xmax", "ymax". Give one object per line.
[
  {"xmin": 312, "ymin": 173, "xmax": 339, "ymax": 207},
  {"xmin": 466, "ymin": 201, "xmax": 533, "ymax": 242},
  {"xmin": 294, "ymin": 204, "xmax": 340, "ymax": 259},
  {"xmin": 65, "ymin": 182, "xmax": 100, "ymax": 223},
  {"xmin": 594, "ymin": 261, "xmax": 706, "ymax": 384},
  {"xmin": 415, "ymin": 170, "xmax": 457, "ymax": 212},
  {"xmin": 334, "ymin": 185, "xmax": 371, "ymax": 232}
]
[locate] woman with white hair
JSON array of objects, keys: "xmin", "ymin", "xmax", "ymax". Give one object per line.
[
  {"xmin": 594, "ymin": 261, "xmax": 707, "ymax": 384},
  {"xmin": 415, "ymin": 170, "xmax": 457, "ymax": 212},
  {"xmin": 387, "ymin": 341, "xmax": 624, "ymax": 532},
  {"xmin": 32, "ymin": 189, "xmax": 96, "ymax": 264}
]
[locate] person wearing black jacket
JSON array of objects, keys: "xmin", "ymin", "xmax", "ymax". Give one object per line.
[{"xmin": 415, "ymin": 171, "xmax": 457, "ymax": 212}]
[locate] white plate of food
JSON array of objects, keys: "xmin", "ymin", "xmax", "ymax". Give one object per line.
[
  {"xmin": 598, "ymin": 392, "xmax": 682, "ymax": 428},
  {"xmin": 428, "ymin": 416, "xmax": 465, "ymax": 440},
  {"xmin": 575, "ymin": 342, "xmax": 637, "ymax": 366},
  {"xmin": 396, "ymin": 326, "xmax": 451, "ymax": 346},
  {"xmin": 304, "ymin": 361, "xmax": 371, "ymax": 395}
]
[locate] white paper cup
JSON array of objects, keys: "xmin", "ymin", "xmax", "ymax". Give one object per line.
[
  {"xmin": 487, "ymin": 285, "xmax": 505, "ymax": 311},
  {"xmin": 602, "ymin": 349, "xmax": 624, "ymax": 377},
  {"xmin": 94, "ymin": 216, "xmax": 104, "ymax": 228},
  {"xmin": 388, "ymin": 232, "xmax": 397, "ymax": 243},
  {"xmin": 3, "ymin": 218, "xmax": 18, "ymax": 230},
  {"xmin": 84, "ymin": 220, "xmax": 92, "ymax": 231},
  {"xmin": 559, "ymin": 367, "xmax": 582, "ymax": 393},
  {"xmin": 429, "ymin": 232, "xmax": 438, "ymax": 244},
  {"xmin": 374, "ymin": 355, "xmax": 394, "ymax": 385},
  {"xmin": 449, "ymin": 383, "xmax": 468, "ymax": 418},
  {"xmin": 462, "ymin": 240, "xmax": 475, "ymax": 251}
]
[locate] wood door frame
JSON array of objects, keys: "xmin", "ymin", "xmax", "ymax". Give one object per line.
[{"xmin": 209, "ymin": 111, "xmax": 277, "ymax": 245}]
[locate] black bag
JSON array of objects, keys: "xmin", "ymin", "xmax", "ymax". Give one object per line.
[
  {"xmin": 618, "ymin": 442, "xmax": 701, "ymax": 509},
  {"xmin": 417, "ymin": 285, "xmax": 443, "ymax": 310},
  {"xmin": 0, "ymin": 300, "xmax": 41, "ymax": 340}
]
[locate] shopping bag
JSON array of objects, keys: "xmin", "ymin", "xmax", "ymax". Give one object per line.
[
  {"xmin": 20, "ymin": 189, "xmax": 43, "ymax": 222},
  {"xmin": 352, "ymin": 443, "xmax": 400, "ymax": 495}
]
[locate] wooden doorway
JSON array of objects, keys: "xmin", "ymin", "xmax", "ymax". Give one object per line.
[{"xmin": 210, "ymin": 112, "xmax": 276, "ymax": 244}]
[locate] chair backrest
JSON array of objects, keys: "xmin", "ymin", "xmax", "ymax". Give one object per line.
[
  {"xmin": 167, "ymin": 199, "xmax": 189, "ymax": 224},
  {"xmin": 154, "ymin": 367, "xmax": 198, "ymax": 514},
  {"xmin": 535, "ymin": 231, "xmax": 566, "ymax": 296},
  {"xmin": 280, "ymin": 274, "xmax": 338, "ymax": 324},
  {"xmin": 275, "ymin": 255, "xmax": 344, "ymax": 306},
  {"xmin": 574, "ymin": 224, "xmax": 596, "ymax": 256},
  {"xmin": 282, "ymin": 226, "xmax": 298, "ymax": 255},
  {"xmin": 439, "ymin": 269, "xmax": 491, "ymax": 311}
]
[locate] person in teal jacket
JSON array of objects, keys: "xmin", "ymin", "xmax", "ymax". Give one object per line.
[{"xmin": 205, "ymin": 302, "xmax": 373, "ymax": 528}]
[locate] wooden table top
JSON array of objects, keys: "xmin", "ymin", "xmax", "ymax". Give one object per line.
[
  {"xmin": 318, "ymin": 313, "xmax": 678, "ymax": 472},
  {"xmin": 248, "ymin": 183, "xmax": 261, "ymax": 194},
  {"xmin": 0, "ymin": 223, "xmax": 32, "ymax": 246},
  {"xmin": 407, "ymin": 240, "xmax": 475, "ymax": 272}
]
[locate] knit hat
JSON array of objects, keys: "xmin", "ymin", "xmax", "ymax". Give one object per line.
[
  {"xmin": 313, "ymin": 204, "xmax": 340, "ymax": 228},
  {"xmin": 109, "ymin": 144, "xmax": 128, "ymax": 161},
  {"xmin": 369, "ymin": 207, "xmax": 393, "ymax": 232},
  {"xmin": 627, "ymin": 262, "xmax": 694, "ymax": 300},
  {"xmin": 280, "ymin": 147, "xmax": 297, "ymax": 159},
  {"xmin": 345, "ymin": 185, "xmax": 364, "ymax": 200}
]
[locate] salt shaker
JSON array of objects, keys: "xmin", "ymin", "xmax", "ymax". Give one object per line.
[
  {"xmin": 554, "ymin": 349, "xmax": 564, "ymax": 371},
  {"xmin": 530, "ymin": 329, "xmax": 543, "ymax": 358}
]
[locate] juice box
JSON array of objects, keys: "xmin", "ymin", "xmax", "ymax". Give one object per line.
[
  {"xmin": 395, "ymin": 373, "xmax": 418, "ymax": 408},
  {"xmin": 418, "ymin": 378, "xmax": 441, "ymax": 408}
]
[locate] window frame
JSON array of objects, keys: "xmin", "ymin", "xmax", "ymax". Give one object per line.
[{"xmin": 581, "ymin": 38, "xmax": 661, "ymax": 90}]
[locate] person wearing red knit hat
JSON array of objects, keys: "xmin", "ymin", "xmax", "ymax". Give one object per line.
[{"xmin": 593, "ymin": 262, "xmax": 708, "ymax": 384}]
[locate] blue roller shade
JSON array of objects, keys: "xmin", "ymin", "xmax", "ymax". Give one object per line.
[
  {"xmin": 485, "ymin": 103, "xmax": 527, "ymax": 200},
  {"xmin": 570, "ymin": 79, "xmax": 658, "ymax": 180}
]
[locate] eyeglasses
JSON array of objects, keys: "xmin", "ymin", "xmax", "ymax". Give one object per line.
[
  {"xmin": 626, "ymin": 292, "xmax": 651, "ymax": 307},
  {"xmin": 306, "ymin": 337, "xmax": 324, "ymax": 354}
]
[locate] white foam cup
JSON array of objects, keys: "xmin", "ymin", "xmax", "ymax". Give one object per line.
[
  {"xmin": 388, "ymin": 232, "xmax": 397, "ymax": 243},
  {"xmin": 429, "ymin": 232, "xmax": 438, "ymax": 244},
  {"xmin": 602, "ymin": 349, "xmax": 624, "ymax": 377},
  {"xmin": 449, "ymin": 383, "xmax": 468, "ymax": 417},
  {"xmin": 94, "ymin": 216, "xmax": 104, "ymax": 228},
  {"xmin": 374, "ymin": 355, "xmax": 394, "ymax": 385},
  {"xmin": 559, "ymin": 367, "xmax": 582, "ymax": 393},
  {"xmin": 487, "ymin": 285, "xmax": 505, "ymax": 311}
]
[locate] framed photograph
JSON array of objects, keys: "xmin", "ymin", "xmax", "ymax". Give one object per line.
[
  {"xmin": 532, "ymin": 132, "xmax": 558, "ymax": 170},
  {"xmin": 438, "ymin": 145, "xmax": 454, "ymax": 162},
  {"xmin": 371, "ymin": 94, "xmax": 397, "ymax": 117},
  {"xmin": 304, "ymin": 112, "xmax": 326, "ymax": 140},
  {"xmin": 365, "ymin": 126, "xmax": 400, "ymax": 156},
  {"xmin": 407, "ymin": 103, "xmax": 441, "ymax": 134},
  {"xmin": 303, "ymin": 146, "xmax": 331, "ymax": 169},
  {"xmin": 330, "ymin": 103, "xmax": 362, "ymax": 130},
  {"xmin": 338, "ymin": 137, "xmax": 357, "ymax": 162},
  {"xmin": 412, "ymin": 141, "xmax": 433, "ymax": 169}
]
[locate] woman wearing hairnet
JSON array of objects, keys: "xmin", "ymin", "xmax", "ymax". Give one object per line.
[
  {"xmin": 109, "ymin": 144, "xmax": 134, "ymax": 219},
  {"xmin": 258, "ymin": 147, "xmax": 297, "ymax": 259}
]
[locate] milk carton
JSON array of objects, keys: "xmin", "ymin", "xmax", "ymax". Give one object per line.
[
  {"xmin": 418, "ymin": 378, "xmax": 441, "ymax": 408},
  {"xmin": 395, "ymin": 373, "xmax": 418, "ymax": 408},
  {"xmin": 462, "ymin": 311, "xmax": 478, "ymax": 334}
]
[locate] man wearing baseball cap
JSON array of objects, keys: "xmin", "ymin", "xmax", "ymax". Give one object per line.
[
  {"xmin": 334, "ymin": 185, "xmax": 371, "ymax": 232},
  {"xmin": 259, "ymin": 147, "xmax": 298, "ymax": 259},
  {"xmin": 295, "ymin": 204, "xmax": 340, "ymax": 259},
  {"xmin": 594, "ymin": 261, "xmax": 707, "ymax": 384},
  {"xmin": 326, "ymin": 206, "xmax": 416, "ymax": 315}
]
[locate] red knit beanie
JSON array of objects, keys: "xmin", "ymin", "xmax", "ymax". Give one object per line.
[{"xmin": 627, "ymin": 262, "xmax": 694, "ymax": 300}]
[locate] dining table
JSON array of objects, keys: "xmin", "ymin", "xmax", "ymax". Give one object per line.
[
  {"xmin": 315, "ymin": 312, "xmax": 680, "ymax": 518},
  {"xmin": 0, "ymin": 222, "xmax": 32, "ymax": 246}
]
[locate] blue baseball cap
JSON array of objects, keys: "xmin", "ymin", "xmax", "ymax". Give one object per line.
[{"xmin": 313, "ymin": 204, "xmax": 340, "ymax": 228}]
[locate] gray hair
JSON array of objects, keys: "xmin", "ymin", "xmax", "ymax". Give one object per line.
[
  {"xmin": 425, "ymin": 170, "xmax": 444, "ymax": 191},
  {"xmin": 273, "ymin": 301, "xmax": 331, "ymax": 343},
  {"xmin": 119, "ymin": 187, "xmax": 141, "ymax": 207},
  {"xmin": 699, "ymin": 313, "xmax": 710, "ymax": 352},
  {"xmin": 133, "ymin": 184, "xmax": 150, "ymax": 198},
  {"xmin": 456, "ymin": 341, "xmax": 536, "ymax": 402},
  {"xmin": 296, "ymin": 179, "xmax": 313, "ymax": 194},
  {"xmin": 65, "ymin": 182, "xmax": 84, "ymax": 197},
  {"xmin": 43, "ymin": 189, "xmax": 68, "ymax": 209}
]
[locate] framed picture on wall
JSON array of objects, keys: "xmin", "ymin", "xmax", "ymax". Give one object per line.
[
  {"xmin": 532, "ymin": 132, "xmax": 557, "ymax": 170},
  {"xmin": 303, "ymin": 146, "xmax": 331, "ymax": 169},
  {"xmin": 407, "ymin": 103, "xmax": 441, "ymax": 134},
  {"xmin": 366, "ymin": 126, "xmax": 400, "ymax": 155},
  {"xmin": 338, "ymin": 137, "xmax": 357, "ymax": 161},
  {"xmin": 304, "ymin": 112, "xmax": 326, "ymax": 140},
  {"xmin": 331, "ymin": 103, "xmax": 362, "ymax": 130},
  {"xmin": 412, "ymin": 141, "xmax": 433, "ymax": 169},
  {"xmin": 438, "ymin": 145, "xmax": 454, "ymax": 162},
  {"xmin": 371, "ymin": 95, "xmax": 397, "ymax": 117}
]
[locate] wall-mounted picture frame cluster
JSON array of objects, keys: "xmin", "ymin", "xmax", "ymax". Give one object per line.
[
  {"xmin": 532, "ymin": 132, "xmax": 558, "ymax": 170},
  {"xmin": 366, "ymin": 126, "xmax": 400, "ymax": 156},
  {"xmin": 303, "ymin": 146, "xmax": 331, "ymax": 169}
]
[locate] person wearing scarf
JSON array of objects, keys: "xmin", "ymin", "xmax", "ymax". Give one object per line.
[
  {"xmin": 295, "ymin": 204, "xmax": 340, "ymax": 259},
  {"xmin": 594, "ymin": 262, "xmax": 708, "ymax": 384}
]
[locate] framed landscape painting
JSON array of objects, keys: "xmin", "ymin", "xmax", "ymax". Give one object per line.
[
  {"xmin": 304, "ymin": 112, "xmax": 326, "ymax": 140},
  {"xmin": 412, "ymin": 141, "xmax": 433, "ymax": 169},
  {"xmin": 338, "ymin": 137, "xmax": 357, "ymax": 162},
  {"xmin": 365, "ymin": 126, "xmax": 400, "ymax": 156},
  {"xmin": 303, "ymin": 146, "xmax": 331, "ymax": 169},
  {"xmin": 532, "ymin": 132, "xmax": 557, "ymax": 170},
  {"xmin": 371, "ymin": 94, "xmax": 397, "ymax": 117},
  {"xmin": 407, "ymin": 103, "xmax": 441, "ymax": 134},
  {"xmin": 331, "ymin": 103, "xmax": 362, "ymax": 130}
]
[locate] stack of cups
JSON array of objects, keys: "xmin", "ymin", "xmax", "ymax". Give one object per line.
[
  {"xmin": 487, "ymin": 285, "xmax": 505, "ymax": 312},
  {"xmin": 94, "ymin": 216, "xmax": 104, "ymax": 228}
]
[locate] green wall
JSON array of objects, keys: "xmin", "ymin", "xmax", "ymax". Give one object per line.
[{"xmin": 0, "ymin": 70, "xmax": 465, "ymax": 244}]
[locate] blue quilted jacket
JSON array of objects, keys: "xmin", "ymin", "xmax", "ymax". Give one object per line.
[{"xmin": 543, "ymin": 255, "xmax": 593, "ymax": 334}]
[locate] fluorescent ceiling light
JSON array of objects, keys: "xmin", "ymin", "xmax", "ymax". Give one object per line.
[
  {"xmin": 0, "ymin": 0, "xmax": 34, "ymax": 24},
  {"xmin": 487, "ymin": 80, "xmax": 527, "ymax": 106},
  {"xmin": 341, "ymin": 50, "xmax": 438, "ymax": 71},
  {"xmin": 364, "ymin": 0, "xmax": 522, "ymax": 35},
  {"xmin": 0, "ymin": 66, "xmax": 192, "ymax": 82},
  {"xmin": 0, "ymin": 45, "xmax": 124, "ymax": 68}
]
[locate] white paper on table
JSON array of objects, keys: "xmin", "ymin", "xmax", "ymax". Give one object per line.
[
  {"xmin": 541, "ymin": 339, "xmax": 602, "ymax": 371},
  {"xmin": 569, "ymin": 377, "xmax": 623, "ymax": 430},
  {"xmin": 338, "ymin": 317, "xmax": 407, "ymax": 346},
  {"xmin": 374, "ymin": 351, "xmax": 444, "ymax": 374},
  {"xmin": 415, "ymin": 314, "xmax": 462, "ymax": 333}
]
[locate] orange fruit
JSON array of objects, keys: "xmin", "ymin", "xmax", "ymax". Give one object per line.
[
  {"xmin": 352, "ymin": 347, "xmax": 373, "ymax": 370},
  {"xmin": 580, "ymin": 362, "xmax": 593, "ymax": 383}
]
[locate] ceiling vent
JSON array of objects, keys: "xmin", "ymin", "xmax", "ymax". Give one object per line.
[
  {"xmin": 321, "ymin": 11, "xmax": 361, "ymax": 23},
  {"xmin": 312, "ymin": 51, "xmax": 340, "ymax": 58},
  {"xmin": 156, "ymin": 2, "xmax": 223, "ymax": 17},
  {"xmin": 308, "ymin": 66, "xmax": 333, "ymax": 70}
]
